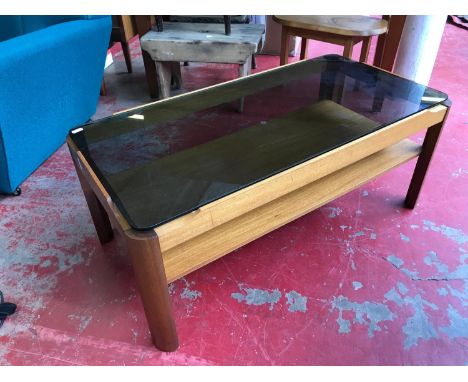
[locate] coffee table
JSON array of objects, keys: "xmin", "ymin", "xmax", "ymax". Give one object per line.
[{"xmin": 67, "ymin": 55, "xmax": 449, "ymax": 352}]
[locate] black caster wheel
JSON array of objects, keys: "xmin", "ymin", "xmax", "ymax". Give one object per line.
[{"xmin": 12, "ymin": 187, "xmax": 21, "ymax": 196}]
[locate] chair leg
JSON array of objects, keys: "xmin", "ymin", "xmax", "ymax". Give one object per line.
[
  {"xmin": 280, "ymin": 26, "xmax": 290, "ymax": 66},
  {"xmin": 359, "ymin": 37, "xmax": 371, "ymax": 63},
  {"xmin": 354, "ymin": 37, "xmax": 372, "ymax": 91},
  {"xmin": 121, "ymin": 40, "xmax": 133, "ymax": 73},
  {"xmin": 343, "ymin": 39, "xmax": 354, "ymax": 59},
  {"xmin": 300, "ymin": 37, "xmax": 308, "ymax": 60},
  {"xmin": 100, "ymin": 79, "xmax": 106, "ymax": 96}
]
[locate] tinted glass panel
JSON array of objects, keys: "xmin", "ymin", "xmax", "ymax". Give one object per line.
[{"xmin": 70, "ymin": 55, "xmax": 447, "ymax": 230}]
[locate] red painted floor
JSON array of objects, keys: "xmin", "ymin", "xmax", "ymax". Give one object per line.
[{"xmin": 0, "ymin": 22, "xmax": 467, "ymax": 365}]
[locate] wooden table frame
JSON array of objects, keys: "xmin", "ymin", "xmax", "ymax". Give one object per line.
[{"xmin": 67, "ymin": 62, "xmax": 450, "ymax": 352}]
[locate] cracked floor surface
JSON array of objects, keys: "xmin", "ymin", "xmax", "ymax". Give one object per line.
[{"xmin": 0, "ymin": 22, "xmax": 467, "ymax": 365}]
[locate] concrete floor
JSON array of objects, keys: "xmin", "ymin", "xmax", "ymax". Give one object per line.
[{"xmin": 0, "ymin": 22, "xmax": 467, "ymax": 365}]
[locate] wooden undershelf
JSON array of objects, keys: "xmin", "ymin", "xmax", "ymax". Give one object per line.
[{"xmin": 162, "ymin": 138, "xmax": 421, "ymax": 283}]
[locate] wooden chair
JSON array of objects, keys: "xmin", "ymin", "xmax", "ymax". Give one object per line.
[
  {"xmin": 101, "ymin": 16, "xmax": 139, "ymax": 96},
  {"xmin": 273, "ymin": 15, "xmax": 388, "ymax": 65},
  {"xmin": 110, "ymin": 15, "xmax": 137, "ymax": 73}
]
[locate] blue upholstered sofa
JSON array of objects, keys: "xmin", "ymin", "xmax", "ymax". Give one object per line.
[{"xmin": 0, "ymin": 16, "xmax": 111, "ymax": 194}]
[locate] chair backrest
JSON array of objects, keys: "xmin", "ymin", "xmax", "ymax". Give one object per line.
[{"xmin": 0, "ymin": 16, "xmax": 85, "ymax": 42}]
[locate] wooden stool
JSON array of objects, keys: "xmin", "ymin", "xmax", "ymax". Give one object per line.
[
  {"xmin": 273, "ymin": 15, "xmax": 388, "ymax": 65},
  {"xmin": 140, "ymin": 22, "xmax": 264, "ymax": 99}
]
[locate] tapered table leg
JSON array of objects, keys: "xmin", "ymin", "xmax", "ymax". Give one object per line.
[
  {"xmin": 125, "ymin": 231, "xmax": 179, "ymax": 352},
  {"xmin": 404, "ymin": 104, "xmax": 451, "ymax": 209},
  {"xmin": 69, "ymin": 149, "xmax": 114, "ymax": 245}
]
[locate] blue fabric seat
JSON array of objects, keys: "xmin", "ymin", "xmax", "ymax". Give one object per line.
[{"xmin": 0, "ymin": 16, "xmax": 111, "ymax": 194}]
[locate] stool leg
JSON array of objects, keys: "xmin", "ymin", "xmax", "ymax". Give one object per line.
[
  {"xmin": 343, "ymin": 39, "xmax": 354, "ymax": 59},
  {"xmin": 251, "ymin": 54, "xmax": 257, "ymax": 69},
  {"xmin": 155, "ymin": 61, "xmax": 172, "ymax": 99},
  {"xmin": 300, "ymin": 37, "xmax": 308, "ymax": 60},
  {"xmin": 359, "ymin": 37, "xmax": 371, "ymax": 63},
  {"xmin": 100, "ymin": 79, "xmax": 106, "ymax": 96},
  {"xmin": 238, "ymin": 56, "xmax": 252, "ymax": 112},
  {"xmin": 121, "ymin": 40, "xmax": 133, "ymax": 73},
  {"xmin": 354, "ymin": 37, "xmax": 373, "ymax": 91},
  {"xmin": 142, "ymin": 50, "xmax": 158, "ymax": 98},
  {"xmin": 170, "ymin": 62, "xmax": 182, "ymax": 90},
  {"xmin": 280, "ymin": 26, "xmax": 289, "ymax": 66}
]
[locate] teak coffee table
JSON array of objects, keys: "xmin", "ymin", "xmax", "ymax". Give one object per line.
[{"xmin": 67, "ymin": 55, "xmax": 449, "ymax": 352}]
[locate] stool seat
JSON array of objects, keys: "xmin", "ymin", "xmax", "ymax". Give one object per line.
[
  {"xmin": 273, "ymin": 15, "xmax": 388, "ymax": 66},
  {"xmin": 272, "ymin": 15, "xmax": 388, "ymax": 37}
]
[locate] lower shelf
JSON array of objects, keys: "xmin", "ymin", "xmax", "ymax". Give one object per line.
[{"xmin": 162, "ymin": 139, "xmax": 421, "ymax": 283}]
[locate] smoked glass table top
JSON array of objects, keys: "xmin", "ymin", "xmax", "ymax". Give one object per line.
[{"xmin": 70, "ymin": 55, "xmax": 448, "ymax": 230}]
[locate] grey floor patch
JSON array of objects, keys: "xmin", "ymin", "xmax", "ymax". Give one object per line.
[
  {"xmin": 285, "ymin": 291, "xmax": 308, "ymax": 312},
  {"xmin": 397, "ymin": 282, "xmax": 409, "ymax": 295},
  {"xmin": 330, "ymin": 295, "xmax": 395, "ymax": 337},
  {"xmin": 180, "ymin": 287, "xmax": 201, "ymax": 301},
  {"xmin": 385, "ymin": 255, "xmax": 420, "ymax": 279},
  {"xmin": 421, "ymin": 252, "xmax": 468, "ymax": 281},
  {"xmin": 323, "ymin": 206, "xmax": 342, "ymax": 218},
  {"xmin": 447, "ymin": 281, "xmax": 468, "ymax": 307},
  {"xmin": 386, "ymin": 255, "xmax": 404, "ymax": 268},
  {"xmin": 400, "ymin": 233, "xmax": 410, "ymax": 242},
  {"xmin": 440, "ymin": 305, "xmax": 468, "ymax": 339},
  {"xmin": 231, "ymin": 287, "xmax": 281, "ymax": 311},
  {"xmin": 423, "ymin": 220, "xmax": 468, "ymax": 245},
  {"xmin": 352, "ymin": 281, "xmax": 363, "ymax": 291},
  {"xmin": 180, "ymin": 278, "xmax": 202, "ymax": 301},
  {"xmin": 384, "ymin": 288, "xmax": 405, "ymax": 307},
  {"xmin": 402, "ymin": 295, "xmax": 439, "ymax": 349},
  {"xmin": 437, "ymin": 287, "xmax": 449, "ymax": 296},
  {"xmin": 424, "ymin": 251, "xmax": 449, "ymax": 274},
  {"xmin": 385, "ymin": 287, "xmax": 439, "ymax": 349}
]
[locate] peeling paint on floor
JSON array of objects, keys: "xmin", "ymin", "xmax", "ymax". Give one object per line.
[
  {"xmin": 285, "ymin": 291, "xmax": 308, "ymax": 313},
  {"xmin": 330, "ymin": 295, "xmax": 395, "ymax": 337},
  {"xmin": 352, "ymin": 281, "xmax": 363, "ymax": 291},
  {"xmin": 423, "ymin": 220, "xmax": 468, "ymax": 245},
  {"xmin": 440, "ymin": 305, "xmax": 468, "ymax": 339},
  {"xmin": 180, "ymin": 278, "xmax": 202, "ymax": 301},
  {"xmin": 231, "ymin": 287, "xmax": 281, "ymax": 311}
]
